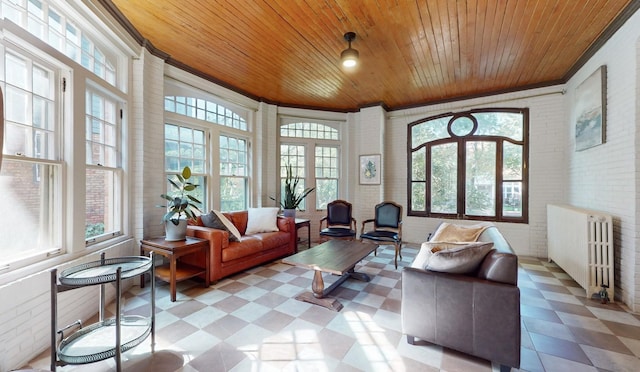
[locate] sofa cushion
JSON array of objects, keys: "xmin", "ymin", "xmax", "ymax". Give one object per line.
[
  {"xmin": 412, "ymin": 242, "xmax": 467, "ymax": 269},
  {"xmin": 201, "ymin": 210, "xmax": 241, "ymax": 242},
  {"xmin": 422, "ymin": 241, "xmax": 494, "ymax": 274},
  {"xmin": 245, "ymin": 207, "xmax": 280, "ymax": 234},
  {"xmin": 253, "ymin": 230, "xmax": 291, "ymax": 249},
  {"xmin": 221, "ymin": 237, "xmax": 264, "ymax": 262}
]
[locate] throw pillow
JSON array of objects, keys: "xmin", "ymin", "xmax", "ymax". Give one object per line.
[
  {"xmin": 245, "ymin": 207, "xmax": 280, "ymax": 234},
  {"xmin": 430, "ymin": 222, "xmax": 491, "ymax": 242},
  {"xmin": 411, "ymin": 241, "xmax": 469, "ymax": 269},
  {"xmin": 424, "ymin": 241, "xmax": 494, "ymax": 274},
  {"xmin": 201, "ymin": 210, "xmax": 242, "ymax": 241}
]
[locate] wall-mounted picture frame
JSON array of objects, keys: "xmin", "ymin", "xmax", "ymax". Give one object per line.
[
  {"xmin": 359, "ymin": 154, "xmax": 381, "ymax": 185},
  {"xmin": 574, "ymin": 65, "xmax": 606, "ymax": 151}
]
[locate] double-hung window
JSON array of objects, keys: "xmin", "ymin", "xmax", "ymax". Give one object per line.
[
  {"xmin": 408, "ymin": 108, "xmax": 528, "ymax": 223},
  {"xmin": 0, "ymin": 44, "xmax": 63, "ymax": 268},
  {"xmin": 1, "ymin": 0, "xmax": 130, "ymax": 271},
  {"xmin": 85, "ymin": 88, "xmax": 123, "ymax": 243},
  {"xmin": 219, "ymin": 135, "xmax": 248, "ymax": 211}
]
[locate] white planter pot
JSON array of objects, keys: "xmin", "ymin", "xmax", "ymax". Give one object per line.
[{"xmin": 165, "ymin": 219, "xmax": 188, "ymax": 241}]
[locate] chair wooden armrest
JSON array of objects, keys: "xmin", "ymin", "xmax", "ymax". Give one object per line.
[
  {"xmin": 360, "ymin": 218, "xmax": 375, "ymax": 234},
  {"xmin": 319, "ymin": 216, "xmax": 328, "ymax": 232}
]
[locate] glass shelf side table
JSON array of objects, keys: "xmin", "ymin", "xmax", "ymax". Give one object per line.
[{"xmin": 50, "ymin": 253, "xmax": 155, "ymax": 372}]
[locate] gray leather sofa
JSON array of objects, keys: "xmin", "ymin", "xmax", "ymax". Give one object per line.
[{"xmin": 401, "ymin": 225, "xmax": 520, "ymax": 371}]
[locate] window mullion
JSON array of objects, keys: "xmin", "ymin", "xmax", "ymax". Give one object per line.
[
  {"xmin": 496, "ymin": 140, "xmax": 504, "ymax": 220},
  {"xmin": 457, "ymin": 138, "xmax": 466, "ymax": 219}
]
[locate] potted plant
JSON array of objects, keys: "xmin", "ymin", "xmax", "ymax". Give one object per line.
[
  {"xmin": 160, "ymin": 166, "xmax": 202, "ymax": 241},
  {"xmin": 271, "ymin": 164, "xmax": 315, "ymax": 218}
]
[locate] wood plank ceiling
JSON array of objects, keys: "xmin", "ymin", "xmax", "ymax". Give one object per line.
[{"xmin": 105, "ymin": 0, "xmax": 636, "ymax": 112}]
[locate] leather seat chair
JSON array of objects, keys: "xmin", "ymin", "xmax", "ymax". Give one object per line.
[
  {"xmin": 319, "ymin": 199, "xmax": 357, "ymax": 240},
  {"xmin": 360, "ymin": 201, "xmax": 403, "ymax": 268}
]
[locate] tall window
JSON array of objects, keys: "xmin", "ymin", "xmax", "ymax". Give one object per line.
[
  {"xmin": 164, "ymin": 123, "xmax": 206, "ymax": 211},
  {"xmin": 85, "ymin": 89, "xmax": 122, "ymax": 242},
  {"xmin": 315, "ymin": 146, "xmax": 338, "ymax": 208},
  {"xmin": 279, "ymin": 121, "xmax": 341, "ymax": 210},
  {"xmin": 280, "ymin": 144, "xmax": 309, "ymax": 210},
  {"xmin": 164, "ymin": 94, "xmax": 249, "ymax": 212},
  {"xmin": 219, "ymin": 135, "xmax": 248, "ymax": 211},
  {"xmin": 0, "ymin": 45, "xmax": 63, "ymax": 266},
  {"xmin": 408, "ymin": 108, "xmax": 528, "ymax": 223},
  {"xmin": 0, "ymin": 0, "xmax": 130, "ymax": 274}
]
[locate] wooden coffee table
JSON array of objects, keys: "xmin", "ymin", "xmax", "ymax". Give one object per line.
[
  {"xmin": 140, "ymin": 236, "xmax": 210, "ymax": 302},
  {"xmin": 282, "ymin": 239, "xmax": 377, "ymax": 311}
]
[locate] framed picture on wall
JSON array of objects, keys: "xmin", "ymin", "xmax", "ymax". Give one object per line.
[
  {"xmin": 359, "ymin": 154, "xmax": 381, "ymax": 185},
  {"xmin": 574, "ymin": 65, "xmax": 606, "ymax": 151}
]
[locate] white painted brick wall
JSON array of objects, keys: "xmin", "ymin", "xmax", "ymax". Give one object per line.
[
  {"xmin": 370, "ymin": 86, "xmax": 567, "ymax": 259},
  {"xmin": 0, "ymin": 239, "xmax": 135, "ymax": 371},
  {"xmin": 352, "ymin": 106, "xmax": 385, "ymax": 225},
  {"xmin": 137, "ymin": 49, "xmax": 167, "ymax": 241},
  {"xmin": 563, "ymin": 9, "xmax": 640, "ymax": 310}
]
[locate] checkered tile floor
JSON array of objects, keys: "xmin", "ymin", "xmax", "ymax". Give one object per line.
[{"xmin": 26, "ymin": 245, "xmax": 640, "ymax": 371}]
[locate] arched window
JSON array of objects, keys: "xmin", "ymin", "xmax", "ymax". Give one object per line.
[
  {"xmin": 279, "ymin": 121, "xmax": 340, "ymax": 210},
  {"xmin": 164, "ymin": 96, "xmax": 247, "ymax": 131},
  {"xmin": 408, "ymin": 108, "xmax": 529, "ymax": 223},
  {"xmin": 164, "ymin": 95, "xmax": 249, "ymax": 211}
]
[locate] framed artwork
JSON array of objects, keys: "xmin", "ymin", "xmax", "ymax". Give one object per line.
[
  {"xmin": 359, "ymin": 154, "xmax": 381, "ymax": 185},
  {"xmin": 574, "ymin": 65, "xmax": 606, "ymax": 151}
]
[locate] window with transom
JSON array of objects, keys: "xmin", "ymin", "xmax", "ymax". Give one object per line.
[
  {"xmin": 164, "ymin": 94, "xmax": 250, "ymax": 212},
  {"xmin": 279, "ymin": 120, "xmax": 341, "ymax": 210}
]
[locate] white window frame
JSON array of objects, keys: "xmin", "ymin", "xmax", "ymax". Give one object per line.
[
  {"xmin": 0, "ymin": 35, "xmax": 66, "ymax": 271},
  {"xmin": 164, "ymin": 101, "xmax": 251, "ymax": 212},
  {"xmin": 163, "ymin": 121, "xmax": 208, "ymax": 211},
  {"xmin": 219, "ymin": 133, "xmax": 249, "ymax": 211},
  {"xmin": 84, "ymin": 84, "xmax": 124, "ymax": 245},
  {"xmin": 0, "ymin": 0, "xmax": 132, "ymax": 278},
  {"xmin": 278, "ymin": 118, "xmax": 344, "ymax": 211}
]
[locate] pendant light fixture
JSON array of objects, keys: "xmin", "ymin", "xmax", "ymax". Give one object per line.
[{"xmin": 340, "ymin": 32, "xmax": 359, "ymax": 68}]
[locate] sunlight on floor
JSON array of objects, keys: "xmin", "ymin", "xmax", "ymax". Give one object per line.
[{"xmin": 233, "ymin": 309, "xmax": 408, "ymax": 371}]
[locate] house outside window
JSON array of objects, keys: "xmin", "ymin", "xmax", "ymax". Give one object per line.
[
  {"xmin": 0, "ymin": 47, "xmax": 63, "ymax": 266},
  {"xmin": 408, "ymin": 108, "xmax": 528, "ymax": 223},
  {"xmin": 85, "ymin": 88, "xmax": 124, "ymax": 243},
  {"xmin": 0, "ymin": 0, "xmax": 130, "ymax": 271}
]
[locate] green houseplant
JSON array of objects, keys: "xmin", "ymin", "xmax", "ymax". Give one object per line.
[
  {"xmin": 271, "ymin": 164, "xmax": 315, "ymax": 217},
  {"xmin": 160, "ymin": 166, "xmax": 202, "ymax": 241}
]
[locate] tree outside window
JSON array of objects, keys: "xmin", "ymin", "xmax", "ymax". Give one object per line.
[
  {"xmin": 408, "ymin": 109, "xmax": 528, "ymax": 223},
  {"xmin": 279, "ymin": 121, "xmax": 341, "ymax": 211},
  {"xmin": 220, "ymin": 135, "xmax": 248, "ymax": 211}
]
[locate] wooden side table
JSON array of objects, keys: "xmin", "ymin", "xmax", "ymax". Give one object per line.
[
  {"xmin": 140, "ymin": 236, "xmax": 210, "ymax": 302},
  {"xmin": 294, "ymin": 218, "xmax": 311, "ymax": 251}
]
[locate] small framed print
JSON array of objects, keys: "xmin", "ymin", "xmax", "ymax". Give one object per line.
[{"xmin": 359, "ymin": 154, "xmax": 381, "ymax": 185}]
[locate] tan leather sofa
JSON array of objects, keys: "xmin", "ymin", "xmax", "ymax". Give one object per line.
[
  {"xmin": 401, "ymin": 225, "xmax": 520, "ymax": 371},
  {"xmin": 182, "ymin": 211, "xmax": 296, "ymax": 283}
]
